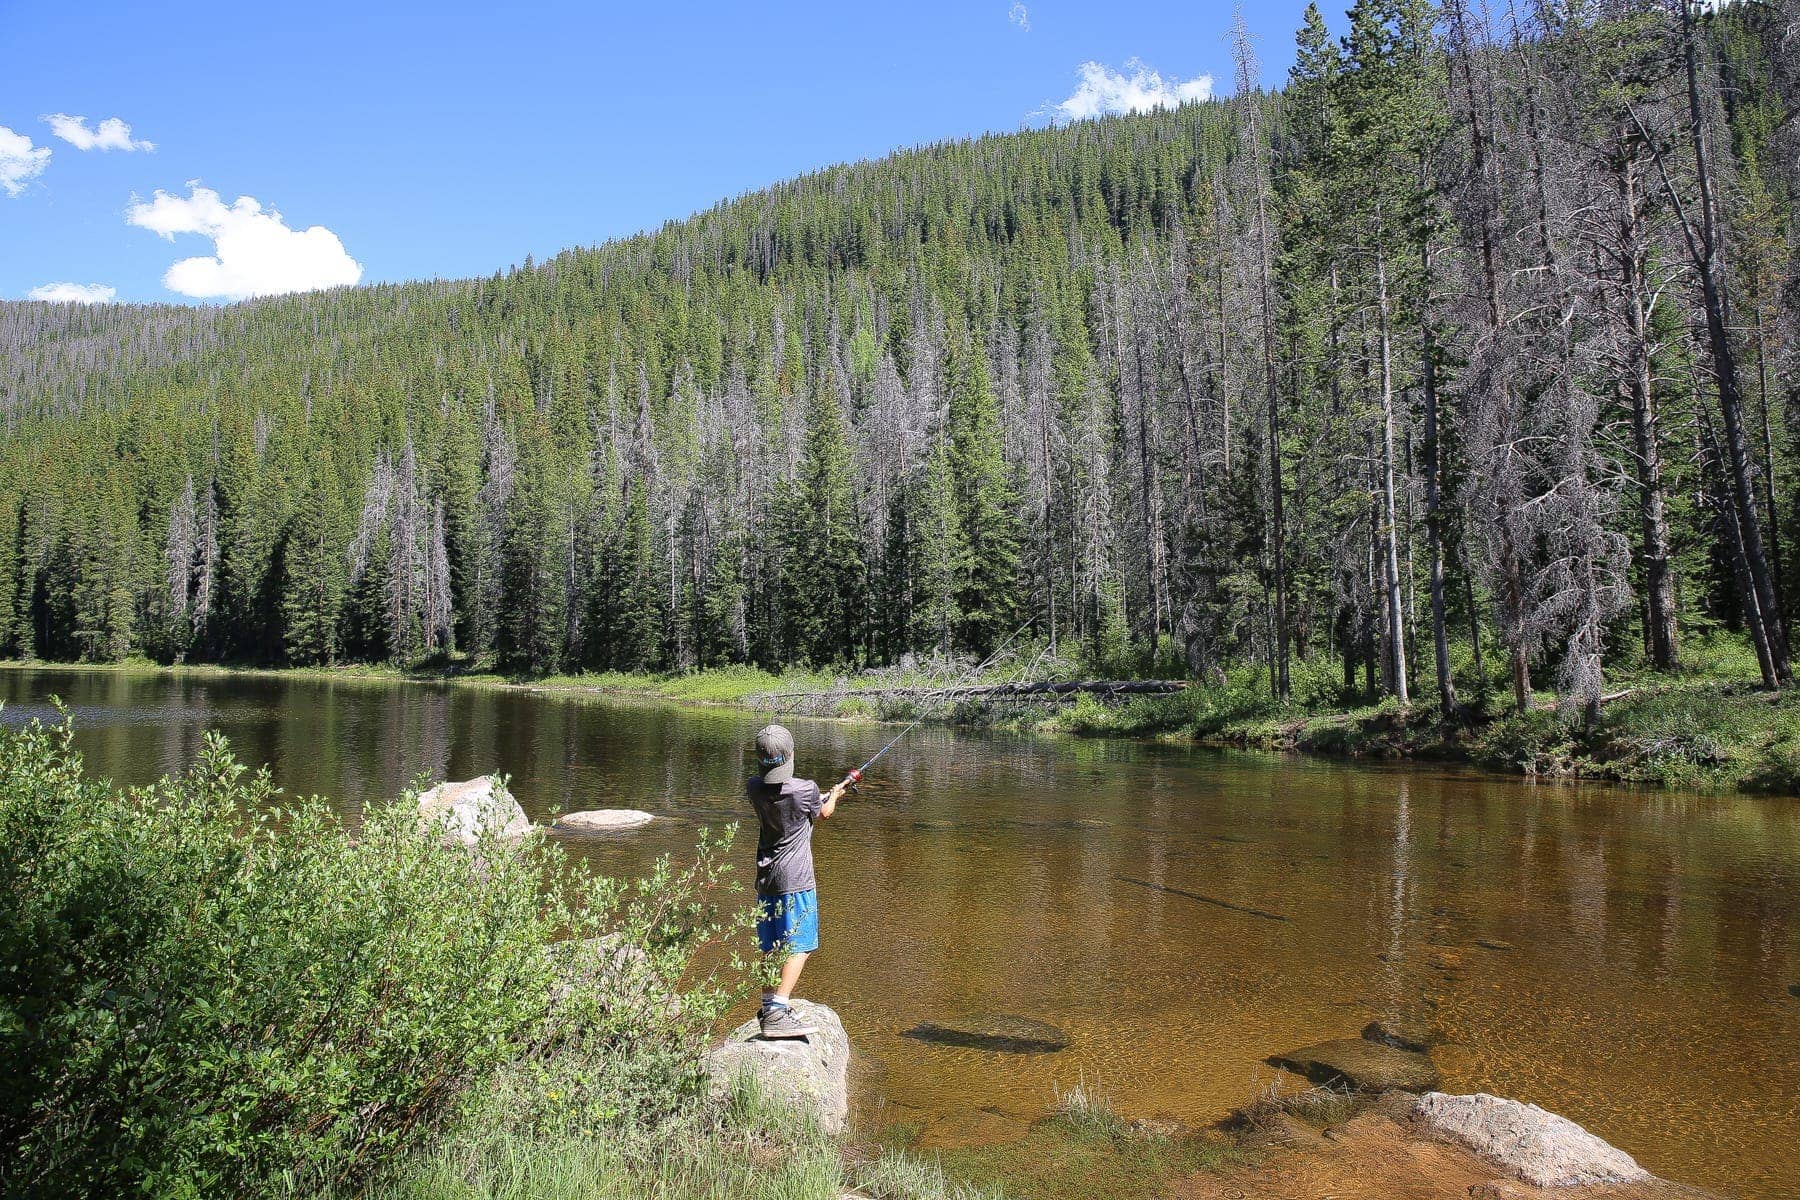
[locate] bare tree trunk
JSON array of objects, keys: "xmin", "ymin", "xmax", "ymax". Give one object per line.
[
  {"xmin": 1757, "ymin": 333, "xmax": 1785, "ymax": 633},
  {"xmin": 1212, "ymin": 170, "xmax": 1233, "ymax": 473},
  {"xmin": 1375, "ymin": 244, "xmax": 1410, "ymax": 705},
  {"xmin": 1235, "ymin": 15, "xmax": 1289, "ymax": 702},
  {"xmin": 1667, "ymin": 0, "xmax": 1789, "ymax": 683},
  {"xmin": 1452, "ymin": 0, "xmax": 1529, "ymax": 711},
  {"xmin": 1618, "ymin": 155, "xmax": 1680, "ymax": 670},
  {"xmin": 1421, "ymin": 231, "xmax": 1456, "ymax": 712},
  {"xmin": 1701, "ymin": 405, "xmax": 1777, "ymax": 686}
]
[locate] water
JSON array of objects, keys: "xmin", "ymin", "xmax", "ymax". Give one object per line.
[{"xmin": 3, "ymin": 668, "xmax": 1797, "ymax": 1198}]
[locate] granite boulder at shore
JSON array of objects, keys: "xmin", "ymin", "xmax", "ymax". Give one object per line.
[
  {"xmin": 416, "ymin": 777, "xmax": 533, "ymax": 846},
  {"xmin": 1411, "ymin": 1092, "xmax": 1651, "ymax": 1188},
  {"xmin": 705, "ymin": 1001, "xmax": 850, "ymax": 1135}
]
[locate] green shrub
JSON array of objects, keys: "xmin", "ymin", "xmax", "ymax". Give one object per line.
[{"xmin": 0, "ymin": 717, "xmax": 745, "ymax": 1198}]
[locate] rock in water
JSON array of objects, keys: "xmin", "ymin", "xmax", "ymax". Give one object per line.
[
  {"xmin": 1789, "ymin": 983, "xmax": 1799, "ymax": 999},
  {"xmin": 900, "ymin": 1015, "xmax": 1069, "ymax": 1054},
  {"xmin": 1361, "ymin": 1018, "xmax": 1432, "ymax": 1055},
  {"xmin": 416, "ymin": 777, "xmax": 532, "ymax": 846},
  {"xmin": 1267, "ymin": 1038, "xmax": 1441, "ymax": 1093},
  {"xmin": 1411, "ymin": 1092, "xmax": 1650, "ymax": 1187},
  {"xmin": 706, "ymin": 1000, "xmax": 850, "ymax": 1135},
  {"xmin": 554, "ymin": 808, "xmax": 654, "ymax": 832}
]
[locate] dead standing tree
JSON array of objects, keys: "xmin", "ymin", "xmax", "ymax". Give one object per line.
[{"xmin": 1631, "ymin": 0, "xmax": 1791, "ymax": 686}]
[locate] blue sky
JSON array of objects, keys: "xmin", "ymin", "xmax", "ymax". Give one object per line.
[{"xmin": 0, "ymin": 0, "xmax": 1338, "ymax": 306}]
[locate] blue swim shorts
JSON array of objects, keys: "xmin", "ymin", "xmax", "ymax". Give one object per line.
[{"xmin": 756, "ymin": 888, "xmax": 820, "ymax": 955}]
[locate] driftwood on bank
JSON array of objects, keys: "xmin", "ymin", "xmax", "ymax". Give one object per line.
[{"xmin": 753, "ymin": 679, "xmax": 1189, "ymax": 711}]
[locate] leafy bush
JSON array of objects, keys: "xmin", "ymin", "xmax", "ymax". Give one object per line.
[{"xmin": 0, "ymin": 717, "xmax": 745, "ymax": 1198}]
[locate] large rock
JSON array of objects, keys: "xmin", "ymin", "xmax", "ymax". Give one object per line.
[
  {"xmin": 1267, "ymin": 1037, "xmax": 1441, "ymax": 1093},
  {"xmin": 706, "ymin": 1000, "xmax": 850, "ymax": 1135},
  {"xmin": 554, "ymin": 808, "xmax": 655, "ymax": 832},
  {"xmin": 1411, "ymin": 1092, "xmax": 1650, "ymax": 1187},
  {"xmin": 416, "ymin": 777, "xmax": 532, "ymax": 846}
]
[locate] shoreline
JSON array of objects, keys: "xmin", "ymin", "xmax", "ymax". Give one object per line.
[{"xmin": 5, "ymin": 656, "xmax": 1800, "ymax": 797}]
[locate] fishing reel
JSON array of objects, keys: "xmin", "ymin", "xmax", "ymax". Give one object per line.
[{"xmin": 837, "ymin": 768, "xmax": 863, "ymax": 795}]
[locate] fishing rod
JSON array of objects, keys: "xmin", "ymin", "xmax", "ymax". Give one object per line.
[{"xmin": 833, "ymin": 617, "xmax": 1035, "ymax": 795}]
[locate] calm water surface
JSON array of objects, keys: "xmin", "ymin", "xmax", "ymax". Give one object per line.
[{"xmin": 3, "ymin": 669, "xmax": 1797, "ymax": 1198}]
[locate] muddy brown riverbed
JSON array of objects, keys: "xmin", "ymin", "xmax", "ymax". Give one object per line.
[{"xmin": 3, "ymin": 668, "xmax": 1796, "ymax": 1198}]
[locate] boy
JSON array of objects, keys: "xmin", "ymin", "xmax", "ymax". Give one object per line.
[{"xmin": 747, "ymin": 723, "xmax": 846, "ymax": 1039}]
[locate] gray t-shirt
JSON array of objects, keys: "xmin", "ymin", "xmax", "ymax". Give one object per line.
[{"xmin": 748, "ymin": 776, "xmax": 822, "ymax": 896}]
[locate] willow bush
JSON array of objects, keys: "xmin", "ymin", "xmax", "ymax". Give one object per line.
[{"xmin": 0, "ymin": 716, "xmax": 745, "ymax": 1199}]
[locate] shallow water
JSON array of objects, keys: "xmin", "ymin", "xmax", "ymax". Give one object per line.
[{"xmin": 3, "ymin": 668, "xmax": 1797, "ymax": 1198}]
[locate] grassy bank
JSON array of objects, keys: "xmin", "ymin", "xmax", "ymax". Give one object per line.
[
  {"xmin": 7, "ymin": 633, "xmax": 1799, "ymax": 793},
  {"xmin": 364, "ymin": 1071, "xmax": 1257, "ymax": 1200}
]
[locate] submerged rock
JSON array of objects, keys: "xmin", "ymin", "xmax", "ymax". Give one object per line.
[
  {"xmin": 1411, "ymin": 1092, "xmax": 1650, "ymax": 1187},
  {"xmin": 416, "ymin": 777, "xmax": 532, "ymax": 846},
  {"xmin": 1360, "ymin": 1018, "xmax": 1432, "ymax": 1055},
  {"xmin": 1476, "ymin": 938, "xmax": 1516, "ymax": 952},
  {"xmin": 554, "ymin": 808, "xmax": 654, "ymax": 832},
  {"xmin": 706, "ymin": 1000, "xmax": 850, "ymax": 1135},
  {"xmin": 1788, "ymin": 983, "xmax": 1799, "ymax": 999},
  {"xmin": 901, "ymin": 1015, "xmax": 1069, "ymax": 1055},
  {"xmin": 1267, "ymin": 1037, "xmax": 1440, "ymax": 1093}
]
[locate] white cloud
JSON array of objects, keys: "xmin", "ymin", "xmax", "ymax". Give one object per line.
[
  {"xmin": 28, "ymin": 281, "xmax": 117, "ymax": 304},
  {"xmin": 126, "ymin": 183, "xmax": 363, "ymax": 300},
  {"xmin": 1046, "ymin": 59, "xmax": 1214, "ymax": 123},
  {"xmin": 45, "ymin": 113, "xmax": 155, "ymax": 152},
  {"xmin": 0, "ymin": 125, "xmax": 52, "ymax": 197},
  {"xmin": 1008, "ymin": 3, "xmax": 1030, "ymax": 31}
]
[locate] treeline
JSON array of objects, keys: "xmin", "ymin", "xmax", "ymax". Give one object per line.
[{"xmin": 1, "ymin": 0, "xmax": 1797, "ymax": 717}]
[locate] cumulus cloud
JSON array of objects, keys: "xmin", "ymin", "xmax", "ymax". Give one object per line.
[
  {"xmin": 1008, "ymin": 3, "xmax": 1030, "ymax": 31},
  {"xmin": 0, "ymin": 125, "xmax": 52, "ymax": 197},
  {"xmin": 28, "ymin": 281, "xmax": 117, "ymax": 304},
  {"xmin": 45, "ymin": 113, "xmax": 155, "ymax": 152},
  {"xmin": 126, "ymin": 183, "xmax": 363, "ymax": 300},
  {"xmin": 1046, "ymin": 59, "xmax": 1213, "ymax": 123}
]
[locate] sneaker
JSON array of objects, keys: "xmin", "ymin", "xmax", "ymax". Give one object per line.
[{"xmin": 758, "ymin": 1003, "xmax": 818, "ymax": 1039}]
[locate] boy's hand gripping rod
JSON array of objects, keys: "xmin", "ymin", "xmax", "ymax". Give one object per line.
[{"xmin": 833, "ymin": 618, "xmax": 1033, "ymax": 795}]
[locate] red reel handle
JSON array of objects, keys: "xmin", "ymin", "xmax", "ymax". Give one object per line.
[{"xmin": 839, "ymin": 768, "xmax": 863, "ymax": 792}]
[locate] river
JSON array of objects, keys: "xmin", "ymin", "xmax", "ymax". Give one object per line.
[{"xmin": 2, "ymin": 667, "xmax": 1796, "ymax": 1198}]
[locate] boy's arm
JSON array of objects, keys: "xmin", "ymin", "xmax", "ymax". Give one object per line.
[{"xmin": 818, "ymin": 781, "xmax": 846, "ymax": 819}]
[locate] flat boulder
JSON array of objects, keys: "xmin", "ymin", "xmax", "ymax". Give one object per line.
[
  {"xmin": 1411, "ymin": 1092, "xmax": 1650, "ymax": 1187},
  {"xmin": 554, "ymin": 808, "xmax": 655, "ymax": 832},
  {"xmin": 1267, "ymin": 1037, "xmax": 1440, "ymax": 1093},
  {"xmin": 416, "ymin": 777, "xmax": 532, "ymax": 847},
  {"xmin": 706, "ymin": 1000, "xmax": 850, "ymax": 1135},
  {"xmin": 900, "ymin": 1015, "xmax": 1069, "ymax": 1055}
]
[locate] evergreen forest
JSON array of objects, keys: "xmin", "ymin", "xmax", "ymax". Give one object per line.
[{"xmin": 3, "ymin": 0, "xmax": 1798, "ymax": 720}]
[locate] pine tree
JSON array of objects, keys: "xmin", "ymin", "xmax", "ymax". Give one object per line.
[
  {"xmin": 909, "ymin": 445, "xmax": 964, "ymax": 656},
  {"xmin": 282, "ymin": 457, "xmax": 346, "ymax": 665},
  {"xmin": 0, "ymin": 491, "xmax": 18, "ymax": 658},
  {"xmin": 780, "ymin": 376, "xmax": 865, "ymax": 665},
  {"xmin": 944, "ymin": 330, "xmax": 1021, "ymax": 654}
]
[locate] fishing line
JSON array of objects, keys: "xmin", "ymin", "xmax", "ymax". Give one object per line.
[{"xmin": 835, "ymin": 616, "xmax": 1035, "ymax": 793}]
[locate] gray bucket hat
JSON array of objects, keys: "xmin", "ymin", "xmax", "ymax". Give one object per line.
[{"xmin": 755, "ymin": 724, "xmax": 796, "ymax": 785}]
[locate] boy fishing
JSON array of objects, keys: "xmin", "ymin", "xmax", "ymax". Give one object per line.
[{"xmin": 747, "ymin": 724, "xmax": 846, "ymax": 1039}]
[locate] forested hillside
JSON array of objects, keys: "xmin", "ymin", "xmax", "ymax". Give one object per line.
[{"xmin": 2, "ymin": 0, "xmax": 1797, "ymax": 718}]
